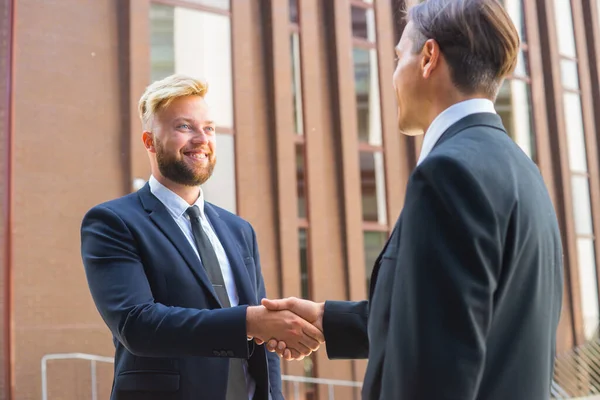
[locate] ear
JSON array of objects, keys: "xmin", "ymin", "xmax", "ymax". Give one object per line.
[
  {"xmin": 142, "ymin": 131, "xmax": 156, "ymax": 153},
  {"xmin": 421, "ymin": 39, "xmax": 441, "ymax": 79}
]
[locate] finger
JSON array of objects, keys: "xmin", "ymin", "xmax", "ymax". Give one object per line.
[
  {"xmin": 254, "ymin": 338, "xmax": 264, "ymax": 345},
  {"xmin": 266, "ymin": 339, "xmax": 279, "ymax": 352},
  {"xmin": 286, "ymin": 348, "xmax": 304, "ymax": 361},
  {"xmin": 292, "ymin": 341, "xmax": 313, "ymax": 357},
  {"xmin": 302, "ymin": 320, "xmax": 325, "ymax": 343},
  {"xmin": 261, "ymin": 297, "xmax": 296, "ymax": 311},
  {"xmin": 300, "ymin": 334, "xmax": 321, "ymax": 352}
]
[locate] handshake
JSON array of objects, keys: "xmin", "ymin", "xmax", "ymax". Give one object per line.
[{"xmin": 246, "ymin": 297, "xmax": 325, "ymax": 361}]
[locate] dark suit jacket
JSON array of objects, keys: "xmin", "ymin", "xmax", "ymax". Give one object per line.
[
  {"xmin": 322, "ymin": 113, "xmax": 563, "ymax": 400},
  {"xmin": 80, "ymin": 184, "xmax": 283, "ymax": 400}
]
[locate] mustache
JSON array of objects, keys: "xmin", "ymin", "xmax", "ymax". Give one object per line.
[{"xmin": 182, "ymin": 147, "xmax": 212, "ymax": 154}]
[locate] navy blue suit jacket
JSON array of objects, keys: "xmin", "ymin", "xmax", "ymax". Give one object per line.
[{"xmin": 80, "ymin": 184, "xmax": 283, "ymax": 400}]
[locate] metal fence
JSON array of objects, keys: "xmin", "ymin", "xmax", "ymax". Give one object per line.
[
  {"xmin": 43, "ymin": 350, "xmax": 600, "ymax": 400},
  {"xmin": 552, "ymin": 334, "xmax": 600, "ymax": 399},
  {"xmin": 40, "ymin": 352, "xmax": 362, "ymax": 400}
]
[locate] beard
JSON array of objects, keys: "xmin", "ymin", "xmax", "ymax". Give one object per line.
[{"xmin": 155, "ymin": 139, "xmax": 216, "ymax": 186}]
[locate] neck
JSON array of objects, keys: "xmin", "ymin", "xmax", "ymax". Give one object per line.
[
  {"xmin": 421, "ymin": 91, "xmax": 491, "ymax": 133},
  {"xmin": 153, "ymin": 172, "xmax": 201, "ymax": 205}
]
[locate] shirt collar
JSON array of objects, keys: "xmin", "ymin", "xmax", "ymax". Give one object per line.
[
  {"xmin": 417, "ymin": 98, "xmax": 496, "ymax": 165},
  {"xmin": 148, "ymin": 175, "xmax": 205, "ymax": 219}
]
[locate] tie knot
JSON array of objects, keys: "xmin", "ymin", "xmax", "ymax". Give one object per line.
[{"xmin": 186, "ymin": 205, "xmax": 201, "ymax": 220}]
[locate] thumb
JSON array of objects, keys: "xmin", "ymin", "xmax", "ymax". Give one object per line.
[{"xmin": 261, "ymin": 297, "xmax": 296, "ymax": 311}]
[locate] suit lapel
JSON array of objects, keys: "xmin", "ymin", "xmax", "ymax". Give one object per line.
[
  {"xmin": 138, "ymin": 184, "xmax": 221, "ymax": 306},
  {"xmin": 204, "ymin": 204, "xmax": 256, "ymax": 306}
]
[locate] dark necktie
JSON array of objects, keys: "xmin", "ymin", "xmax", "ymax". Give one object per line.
[{"xmin": 186, "ymin": 205, "xmax": 248, "ymax": 400}]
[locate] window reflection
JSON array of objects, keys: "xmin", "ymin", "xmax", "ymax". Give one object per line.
[
  {"xmin": 201, "ymin": 134, "xmax": 237, "ymax": 213},
  {"xmin": 572, "ymin": 175, "xmax": 594, "ymax": 235},
  {"xmin": 351, "ymin": 6, "xmax": 376, "ymax": 41},
  {"xmin": 364, "ymin": 231, "xmax": 387, "ymax": 291},
  {"xmin": 291, "ymin": 33, "xmax": 304, "ymax": 135},
  {"xmin": 150, "ymin": 5, "xmax": 175, "ymax": 82},
  {"xmin": 360, "ymin": 151, "xmax": 387, "ymax": 223},
  {"xmin": 183, "ymin": 0, "xmax": 230, "ymax": 11},
  {"xmin": 503, "ymin": 0, "xmax": 527, "ymax": 43},
  {"xmin": 577, "ymin": 237, "xmax": 600, "ymax": 339},
  {"xmin": 553, "ymin": 0, "xmax": 577, "ymax": 57},
  {"xmin": 560, "ymin": 59, "xmax": 580, "ymax": 90},
  {"xmin": 354, "ymin": 48, "xmax": 382, "ymax": 145},
  {"xmin": 289, "ymin": 0, "xmax": 298, "ymax": 23},
  {"xmin": 496, "ymin": 79, "xmax": 536, "ymax": 160},
  {"xmin": 562, "ymin": 92, "xmax": 588, "ymax": 173},
  {"xmin": 513, "ymin": 49, "xmax": 529, "ymax": 78},
  {"xmin": 299, "ymin": 228, "xmax": 309, "ymax": 299},
  {"xmin": 296, "ymin": 144, "xmax": 307, "ymax": 219},
  {"xmin": 150, "ymin": 4, "xmax": 234, "ymax": 128}
]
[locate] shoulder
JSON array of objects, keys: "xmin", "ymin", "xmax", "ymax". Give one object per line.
[{"xmin": 82, "ymin": 192, "xmax": 142, "ymax": 224}]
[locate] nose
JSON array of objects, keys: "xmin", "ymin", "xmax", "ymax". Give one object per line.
[{"xmin": 191, "ymin": 130, "xmax": 209, "ymax": 144}]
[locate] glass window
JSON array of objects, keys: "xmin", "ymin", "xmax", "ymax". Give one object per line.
[
  {"xmin": 202, "ymin": 134, "xmax": 237, "ymax": 213},
  {"xmin": 553, "ymin": 0, "xmax": 577, "ymax": 57},
  {"xmin": 354, "ymin": 48, "xmax": 382, "ymax": 145},
  {"xmin": 289, "ymin": 0, "xmax": 298, "ymax": 23},
  {"xmin": 296, "ymin": 144, "xmax": 307, "ymax": 219},
  {"xmin": 184, "ymin": 0, "xmax": 230, "ymax": 11},
  {"xmin": 364, "ymin": 231, "xmax": 388, "ymax": 290},
  {"xmin": 150, "ymin": 4, "xmax": 234, "ymax": 128},
  {"xmin": 351, "ymin": 6, "xmax": 376, "ymax": 41},
  {"xmin": 150, "ymin": 5, "xmax": 175, "ymax": 82},
  {"xmin": 496, "ymin": 79, "xmax": 535, "ymax": 159},
  {"xmin": 560, "ymin": 59, "xmax": 580, "ymax": 90},
  {"xmin": 299, "ymin": 228, "xmax": 309, "ymax": 299},
  {"xmin": 571, "ymin": 175, "xmax": 594, "ymax": 236},
  {"xmin": 503, "ymin": 0, "xmax": 527, "ymax": 43},
  {"xmin": 513, "ymin": 49, "xmax": 529, "ymax": 78},
  {"xmin": 562, "ymin": 93, "xmax": 588, "ymax": 173},
  {"xmin": 291, "ymin": 33, "xmax": 304, "ymax": 135},
  {"xmin": 360, "ymin": 152, "xmax": 387, "ymax": 223},
  {"xmin": 577, "ymin": 237, "xmax": 600, "ymax": 339}
]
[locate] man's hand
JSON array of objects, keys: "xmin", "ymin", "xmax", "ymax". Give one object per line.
[
  {"xmin": 246, "ymin": 305, "xmax": 324, "ymax": 361},
  {"xmin": 260, "ymin": 297, "xmax": 325, "ymax": 361}
]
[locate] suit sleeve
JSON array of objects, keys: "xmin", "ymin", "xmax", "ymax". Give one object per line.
[
  {"xmin": 322, "ymin": 300, "xmax": 369, "ymax": 359},
  {"xmin": 249, "ymin": 223, "xmax": 284, "ymax": 400},
  {"xmin": 380, "ymin": 156, "xmax": 503, "ymax": 400},
  {"xmin": 81, "ymin": 205, "xmax": 250, "ymax": 358}
]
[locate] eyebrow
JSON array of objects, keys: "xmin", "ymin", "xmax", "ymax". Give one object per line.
[{"xmin": 173, "ymin": 117, "xmax": 215, "ymax": 125}]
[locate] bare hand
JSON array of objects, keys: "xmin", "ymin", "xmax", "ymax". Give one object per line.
[
  {"xmin": 261, "ymin": 297, "xmax": 325, "ymax": 360},
  {"xmin": 246, "ymin": 305, "xmax": 324, "ymax": 360}
]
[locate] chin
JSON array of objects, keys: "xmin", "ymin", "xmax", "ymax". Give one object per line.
[{"xmin": 398, "ymin": 118, "xmax": 423, "ymax": 137}]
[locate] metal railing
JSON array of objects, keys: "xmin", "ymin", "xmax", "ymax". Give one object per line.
[
  {"xmin": 552, "ymin": 332, "xmax": 600, "ymax": 399},
  {"xmin": 41, "ymin": 353, "xmax": 114, "ymax": 400},
  {"xmin": 40, "ymin": 352, "xmax": 362, "ymax": 400}
]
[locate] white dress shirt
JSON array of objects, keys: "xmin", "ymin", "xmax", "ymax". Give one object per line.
[
  {"xmin": 149, "ymin": 175, "xmax": 256, "ymax": 399},
  {"xmin": 417, "ymin": 98, "xmax": 497, "ymax": 165}
]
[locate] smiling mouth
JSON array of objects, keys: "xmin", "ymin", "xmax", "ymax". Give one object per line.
[{"xmin": 184, "ymin": 152, "xmax": 211, "ymax": 163}]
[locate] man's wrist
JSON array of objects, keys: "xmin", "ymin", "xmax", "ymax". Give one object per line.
[{"xmin": 246, "ymin": 305, "xmax": 262, "ymax": 339}]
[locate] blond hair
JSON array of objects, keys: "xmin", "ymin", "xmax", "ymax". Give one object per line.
[{"xmin": 138, "ymin": 74, "xmax": 208, "ymax": 129}]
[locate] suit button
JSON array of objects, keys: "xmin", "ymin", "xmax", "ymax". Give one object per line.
[
  {"xmin": 213, "ymin": 350, "xmax": 220, "ymax": 357},
  {"xmin": 220, "ymin": 351, "xmax": 228, "ymax": 357},
  {"xmin": 227, "ymin": 350, "xmax": 234, "ymax": 357}
]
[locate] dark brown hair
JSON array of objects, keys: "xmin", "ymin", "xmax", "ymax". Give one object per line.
[{"xmin": 408, "ymin": 0, "xmax": 520, "ymax": 98}]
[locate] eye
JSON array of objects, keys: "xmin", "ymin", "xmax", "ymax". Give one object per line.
[
  {"xmin": 205, "ymin": 126, "xmax": 215, "ymax": 132},
  {"xmin": 177, "ymin": 124, "xmax": 191, "ymax": 130}
]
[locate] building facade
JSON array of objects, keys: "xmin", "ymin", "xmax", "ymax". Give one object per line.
[{"xmin": 1, "ymin": 0, "xmax": 600, "ymax": 398}]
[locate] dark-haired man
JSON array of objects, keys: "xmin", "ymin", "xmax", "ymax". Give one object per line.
[{"xmin": 263, "ymin": 0, "xmax": 563, "ymax": 399}]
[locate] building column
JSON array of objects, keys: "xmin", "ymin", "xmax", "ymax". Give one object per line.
[{"xmin": 0, "ymin": 0, "xmax": 14, "ymax": 397}]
